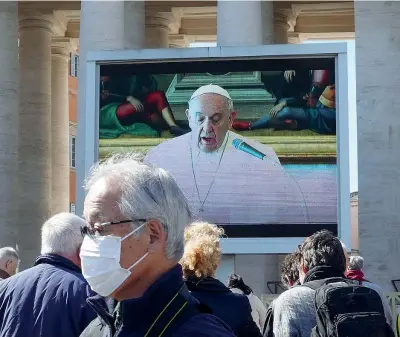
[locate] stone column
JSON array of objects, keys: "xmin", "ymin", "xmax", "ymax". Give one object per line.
[
  {"xmin": 146, "ymin": 13, "xmax": 171, "ymax": 48},
  {"xmin": 355, "ymin": 1, "xmax": 400, "ymax": 291},
  {"xmin": 76, "ymin": 1, "xmax": 146, "ymax": 216},
  {"xmin": 51, "ymin": 38, "xmax": 72, "ymax": 214},
  {"xmin": 350, "ymin": 197, "xmax": 359, "ymax": 254},
  {"xmin": 0, "ymin": 2, "xmax": 18, "ymax": 249},
  {"xmin": 274, "ymin": 11, "xmax": 290, "ymax": 44},
  {"xmin": 18, "ymin": 14, "xmax": 53, "ymax": 268},
  {"xmin": 218, "ymin": 0, "xmax": 274, "ymax": 46},
  {"xmin": 216, "ymin": 0, "xmax": 277, "ymax": 293}
]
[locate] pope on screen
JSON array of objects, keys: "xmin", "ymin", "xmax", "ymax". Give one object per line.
[{"xmin": 144, "ymin": 84, "xmax": 308, "ymax": 225}]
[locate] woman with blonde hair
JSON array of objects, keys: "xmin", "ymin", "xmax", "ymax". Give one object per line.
[{"xmin": 181, "ymin": 221, "xmax": 262, "ymax": 337}]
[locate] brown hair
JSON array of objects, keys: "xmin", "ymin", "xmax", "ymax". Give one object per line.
[{"xmin": 180, "ymin": 221, "xmax": 224, "ymax": 278}]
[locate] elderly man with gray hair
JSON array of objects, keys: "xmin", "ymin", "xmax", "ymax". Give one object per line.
[
  {"xmin": 0, "ymin": 247, "xmax": 19, "ymax": 280},
  {"xmin": 0, "ymin": 213, "xmax": 96, "ymax": 337},
  {"xmin": 346, "ymin": 255, "xmax": 367, "ymax": 282},
  {"xmin": 79, "ymin": 153, "xmax": 234, "ymax": 337}
]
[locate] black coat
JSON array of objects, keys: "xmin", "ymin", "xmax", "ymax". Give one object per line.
[
  {"xmin": 0, "ymin": 254, "xmax": 96, "ymax": 337},
  {"xmin": 186, "ymin": 276, "xmax": 263, "ymax": 337},
  {"xmin": 80, "ymin": 265, "xmax": 235, "ymax": 337}
]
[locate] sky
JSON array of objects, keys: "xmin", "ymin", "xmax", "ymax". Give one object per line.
[{"xmin": 190, "ymin": 40, "xmax": 358, "ymax": 193}]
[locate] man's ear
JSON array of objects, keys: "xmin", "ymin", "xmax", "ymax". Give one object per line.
[
  {"xmin": 185, "ymin": 109, "xmax": 190, "ymax": 121},
  {"xmin": 147, "ymin": 220, "xmax": 166, "ymax": 253},
  {"xmin": 229, "ymin": 111, "xmax": 237, "ymax": 127},
  {"xmin": 185, "ymin": 109, "xmax": 193, "ymax": 130},
  {"xmin": 5, "ymin": 260, "xmax": 11, "ymax": 270}
]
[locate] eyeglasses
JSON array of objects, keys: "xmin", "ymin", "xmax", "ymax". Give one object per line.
[{"xmin": 81, "ymin": 219, "xmax": 147, "ymax": 237}]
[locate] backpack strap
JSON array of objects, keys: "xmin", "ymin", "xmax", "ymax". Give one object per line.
[
  {"xmin": 144, "ymin": 285, "xmax": 206, "ymax": 337},
  {"xmin": 263, "ymin": 306, "xmax": 274, "ymax": 337},
  {"xmin": 302, "ymin": 279, "xmax": 326, "ymax": 291},
  {"xmin": 302, "ymin": 277, "xmax": 347, "ymax": 290}
]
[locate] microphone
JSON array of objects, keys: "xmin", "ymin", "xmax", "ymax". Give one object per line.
[
  {"xmin": 232, "ymin": 138, "xmax": 310, "ymax": 223},
  {"xmin": 232, "ymin": 138, "xmax": 267, "ymax": 161}
]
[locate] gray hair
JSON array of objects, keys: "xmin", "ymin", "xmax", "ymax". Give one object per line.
[
  {"xmin": 0, "ymin": 247, "xmax": 19, "ymax": 262},
  {"xmin": 84, "ymin": 153, "xmax": 193, "ymax": 261},
  {"xmin": 349, "ymin": 255, "xmax": 364, "ymax": 271},
  {"xmin": 41, "ymin": 213, "xmax": 86, "ymax": 255}
]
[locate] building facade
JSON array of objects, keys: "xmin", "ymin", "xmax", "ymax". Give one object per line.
[{"xmin": 0, "ymin": 1, "xmax": 397, "ymax": 294}]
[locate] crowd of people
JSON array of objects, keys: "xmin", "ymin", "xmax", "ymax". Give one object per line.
[{"xmin": 0, "ymin": 154, "xmax": 395, "ymax": 337}]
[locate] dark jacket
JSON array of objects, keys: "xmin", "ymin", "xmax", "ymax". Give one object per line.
[
  {"xmin": 0, "ymin": 269, "xmax": 10, "ymax": 281},
  {"xmin": 80, "ymin": 264, "xmax": 235, "ymax": 337},
  {"xmin": 0, "ymin": 254, "xmax": 96, "ymax": 337},
  {"xmin": 186, "ymin": 276, "xmax": 262, "ymax": 337}
]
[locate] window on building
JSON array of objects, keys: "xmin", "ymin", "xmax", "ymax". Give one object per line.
[
  {"xmin": 70, "ymin": 203, "xmax": 76, "ymax": 214},
  {"xmin": 70, "ymin": 136, "xmax": 76, "ymax": 169},
  {"xmin": 69, "ymin": 53, "xmax": 79, "ymax": 77}
]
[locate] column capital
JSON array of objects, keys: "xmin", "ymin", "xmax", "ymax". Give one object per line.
[
  {"xmin": 146, "ymin": 12, "xmax": 173, "ymax": 33},
  {"xmin": 169, "ymin": 34, "xmax": 193, "ymax": 48},
  {"xmin": 19, "ymin": 12, "xmax": 53, "ymax": 32},
  {"xmin": 19, "ymin": 10, "xmax": 71, "ymax": 37},
  {"xmin": 51, "ymin": 37, "xmax": 77, "ymax": 57},
  {"xmin": 274, "ymin": 10, "xmax": 291, "ymax": 30},
  {"xmin": 51, "ymin": 10, "xmax": 68, "ymax": 37}
]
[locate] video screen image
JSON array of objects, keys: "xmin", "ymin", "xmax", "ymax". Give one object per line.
[{"xmin": 98, "ymin": 59, "xmax": 337, "ymax": 238}]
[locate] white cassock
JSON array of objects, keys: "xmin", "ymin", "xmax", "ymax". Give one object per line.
[{"xmin": 144, "ymin": 130, "xmax": 330, "ymax": 225}]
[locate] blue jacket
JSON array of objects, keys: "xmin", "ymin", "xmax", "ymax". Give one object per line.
[
  {"xmin": 80, "ymin": 264, "xmax": 235, "ymax": 337},
  {"xmin": 186, "ymin": 276, "xmax": 262, "ymax": 337},
  {"xmin": 0, "ymin": 254, "xmax": 96, "ymax": 337}
]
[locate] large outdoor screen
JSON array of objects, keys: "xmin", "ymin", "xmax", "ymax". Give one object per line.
[{"xmin": 97, "ymin": 56, "xmax": 338, "ymax": 238}]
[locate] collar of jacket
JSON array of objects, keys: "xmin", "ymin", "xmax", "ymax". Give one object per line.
[
  {"xmin": 34, "ymin": 253, "xmax": 82, "ymax": 273},
  {"xmin": 303, "ymin": 265, "xmax": 344, "ymax": 283},
  {"xmin": 345, "ymin": 269, "xmax": 368, "ymax": 283},
  {"xmin": 0, "ymin": 268, "xmax": 10, "ymax": 280},
  {"xmin": 185, "ymin": 276, "xmax": 231, "ymax": 293},
  {"xmin": 87, "ymin": 264, "xmax": 197, "ymax": 330}
]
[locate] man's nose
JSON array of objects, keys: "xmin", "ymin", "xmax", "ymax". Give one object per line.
[{"xmin": 203, "ymin": 118, "xmax": 213, "ymax": 132}]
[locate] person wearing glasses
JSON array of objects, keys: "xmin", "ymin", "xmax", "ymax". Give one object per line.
[
  {"xmin": 0, "ymin": 213, "xmax": 96, "ymax": 337},
  {"xmin": 0, "ymin": 247, "xmax": 19, "ymax": 280},
  {"xmin": 79, "ymin": 153, "xmax": 235, "ymax": 337},
  {"xmin": 144, "ymin": 84, "xmax": 308, "ymax": 225}
]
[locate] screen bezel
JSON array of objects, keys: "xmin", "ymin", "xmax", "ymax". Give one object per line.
[{"xmin": 79, "ymin": 43, "xmax": 350, "ymax": 254}]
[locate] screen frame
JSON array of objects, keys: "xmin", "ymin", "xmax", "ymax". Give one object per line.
[{"xmin": 79, "ymin": 42, "xmax": 350, "ymax": 254}]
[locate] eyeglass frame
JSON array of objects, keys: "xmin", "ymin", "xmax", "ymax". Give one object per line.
[{"xmin": 80, "ymin": 219, "xmax": 147, "ymax": 237}]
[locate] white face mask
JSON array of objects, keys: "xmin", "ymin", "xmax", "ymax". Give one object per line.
[{"xmin": 80, "ymin": 222, "xmax": 148, "ymax": 297}]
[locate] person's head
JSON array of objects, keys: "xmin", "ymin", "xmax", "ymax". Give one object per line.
[
  {"xmin": 298, "ymin": 230, "xmax": 346, "ymax": 284},
  {"xmin": 0, "ymin": 247, "xmax": 19, "ymax": 277},
  {"xmin": 82, "ymin": 153, "xmax": 192, "ymax": 300},
  {"xmin": 227, "ymin": 273, "xmax": 253, "ymax": 295},
  {"xmin": 281, "ymin": 249, "xmax": 301, "ymax": 289},
  {"xmin": 185, "ymin": 84, "xmax": 236, "ymax": 153},
  {"xmin": 348, "ymin": 255, "xmax": 364, "ymax": 272},
  {"xmin": 41, "ymin": 212, "xmax": 87, "ymax": 267},
  {"xmin": 180, "ymin": 221, "xmax": 224, "ymax": 279}
]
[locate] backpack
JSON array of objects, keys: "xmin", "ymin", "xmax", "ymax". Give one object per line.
[
  {"xmin": 303, "ymin": 277, "xmax": 394, "ymax": 337},
  {"xmin": 262, "ymin": 305, "xmax": 274, "ymax": 337}
]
